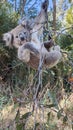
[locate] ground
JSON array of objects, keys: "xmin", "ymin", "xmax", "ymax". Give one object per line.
[{"xmin": 0, "ymin": 93, "xmax": 73, "ymax": 130}]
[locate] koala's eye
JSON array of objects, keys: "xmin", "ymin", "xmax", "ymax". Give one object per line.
[
  {"xmin": 16, "ymin": 36, "xmax": 18, "ymax": 38},
  {"xmin": 19, "ymin": 33, "xmax": 25, "ymax": 41},
  {"xmin": 23, "ymin": 25, "xmax": 25, "ymax": 28},
  {"xmin": 24, "ymin": 32, "xmax": 26, "ymax": 34},
  {"xmin": 19, "ymin": 33, "xmax": 23, "ymax": 36}
]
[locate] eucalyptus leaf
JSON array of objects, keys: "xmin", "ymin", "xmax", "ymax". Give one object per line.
[
  {"xmin": 15, "ymin": 109, "xmax": 20, "ymax": 122},
  {"xmin": 63, "ymin": 115, "xmax": 68, "ymax": 124},
  {"xmin": 16, "ymin": 123, "xmax": 24, "ymax": 130},
  {"xmin": 57, "ymin": 111, "xmax": 62, "ymax": 119},
  {"xmin": 21, "ymin": 112, "xmax": 32, "ymax": 120},
  {"xmin": 47, "ymin": 112, "xmax": 51, "ymax": 122}
]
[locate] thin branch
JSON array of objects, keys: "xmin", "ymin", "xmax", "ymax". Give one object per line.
[{"xmin": 56, "ymin": 26, "xmax": 73, "ymax": 38}]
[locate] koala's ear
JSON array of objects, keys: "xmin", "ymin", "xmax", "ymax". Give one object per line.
[
  {"xmin": 21, "ymin": 18, "xmax": 29, "ymax": 28},
  {"xmin": 21, "ymin": 20, "xmax": 27, "ymax": 27},
  {"xmin": 3, "ymin": 33, "xmax": 14, "ymax": 48},
  {"xmin": 42, "ymin": 0, "xmax": 49, "ymax": 12}
]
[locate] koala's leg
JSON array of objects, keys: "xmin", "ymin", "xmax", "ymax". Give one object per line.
[
  {"xmin": 44, "ymin": 45, "xmax": 62, "ymax": 68},
  {"xmin": 23, "ymin": 43, "xmax": 39, "ymax": 55},
  {"xmin": 18, "ymin": 46, "xmax": 30, "ymax": 62},
  {"xmin": 18, "ymin": 43, "xmax": 39, "ymax": 63}
]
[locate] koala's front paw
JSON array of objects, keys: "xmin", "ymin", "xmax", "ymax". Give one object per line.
[{"xmin": 18, "ymin": 46, "xmax": 30, "ymax": 63}]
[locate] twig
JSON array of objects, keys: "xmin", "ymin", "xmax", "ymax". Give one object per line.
[
  {"xmin": 33, "ymin": 44, "xmax": 45, "ymax": 101},
  {"xmin": 56, "ymin": 26, "xmax": 73, "ymax": 38},
  {"xmin": 38, "ymin": 82, "xmax": 50, "ymax": 100}
]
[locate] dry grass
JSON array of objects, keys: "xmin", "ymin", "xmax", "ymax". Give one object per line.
[{"xmin": 0, "ymin": 94, "xmax": 73, "ymax": 130}]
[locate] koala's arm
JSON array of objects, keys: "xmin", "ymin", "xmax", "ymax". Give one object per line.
[
  {"xmin": 34, "ymin": 0, "xmax": 48, "ymax": 25},
  {"xmin": 31, "ymin": 0, "xmax": 48, "ymax": 44},
  {"xmin": 18, "ymin": 41, "xmax": 62, "ymax": 69},
  {"xmin": 18, "ymin": 42, "xmax": 39, "ymax": 63}
]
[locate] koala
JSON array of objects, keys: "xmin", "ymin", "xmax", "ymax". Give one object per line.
[
  {"xmin": 17, "ymin": 41, "xmax": 62, "ymax": 69},
  {"xmin": 3, "ymin": 0, "xmax": 62, "ymax": 69}
]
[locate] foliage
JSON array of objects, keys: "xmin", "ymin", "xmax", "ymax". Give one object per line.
[
  {"xmin": 0, "ymin": 2, "xmax": 20, "ymax": 37},
  {"xmin": 65, "ymin": 7, "xmax": 73, "ymax": 35},
  {"xmin": 66, "ymin": 7, "xmax": 73, "ymax": 27},
  {"xmin": 57, "ymin": 34, "xmax": 73, "ymax": 50}
]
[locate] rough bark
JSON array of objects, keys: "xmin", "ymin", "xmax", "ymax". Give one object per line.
[{"xmin": 52, "ymin": 0, "xmax": 56, "ymax": 34}]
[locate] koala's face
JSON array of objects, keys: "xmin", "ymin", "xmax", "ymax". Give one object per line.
[{"xmin": 3, "ymin": 22, "xmax": 31, "ymax": 48}]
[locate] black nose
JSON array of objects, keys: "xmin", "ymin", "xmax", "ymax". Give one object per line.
[{"xmin": 20, "ymin": 36, "xmax": 24, "ymax": 41}]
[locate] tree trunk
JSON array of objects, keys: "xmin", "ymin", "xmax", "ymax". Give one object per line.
[
  {"xmin": 20, "ymin": 0, "xmax": 26, "ymax": 18},
  {"xmin": 14, "ymin": 0, "xmax": 17, "ymax": 12},
  {"xmin": 52, "ymin": 0, "xmax": 56, "ymax": 34}
]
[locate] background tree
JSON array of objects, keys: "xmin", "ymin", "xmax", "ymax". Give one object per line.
[{"xmin": 52, "ymin": 0, "xmax": 56, "ymax": 34}]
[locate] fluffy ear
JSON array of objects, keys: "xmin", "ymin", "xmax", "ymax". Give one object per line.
[
  {"xmin": 44, "ymin": 40, "xmax": 54, "ymax": 51},
  {"xmin": 21, "ymin": 19, "xmax": 27, "ymax": 27},
  {"xmin": 42, "ymin": 0, "xmax": 49, "ymax": 12},
  {"xmin": 3, "ymin": 33, "xmax": 13, "ymax": 47}
]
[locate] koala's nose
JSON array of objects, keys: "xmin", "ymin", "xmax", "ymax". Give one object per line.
[{"xmin": 20, "ymin": 36, "xmax": 25, "ymax": 41}]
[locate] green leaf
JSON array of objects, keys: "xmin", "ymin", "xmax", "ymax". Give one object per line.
[
  {"xmin": 57, "ymin": 111, "xmax": 62, "ymax": 119},
  {"xmin": 47, "ymin": 112, "xmax": 51, "ymax": 122},
  {"xmin": 69, "ymin": 0, "xmax": 72, "ymax": 3},
  {"xmin": 15, "ymin": 109, "xmax": 20, "ymax": 122},
  {"xmin": 34, "ymin": 123, "xmax": 40, "ymax": 130},
  {"xmin": 16, "ymin": 123, "xmax": 24, "ymax": 130},
  {"xmin": 48, "ymin": 91, "xmax": 59, "ymax": 109},
  {"xmin": 21, "ymin": 112, "xmax": 32, "ymax": 120},
  {"xmin": 44, "ymin": 104, "xmax": 56, "ymax": 108},
  {"xmin": 63, "ymin": 115, "xmax": 68, "ymax": 124},
  {"xmin": 57, "ymin": 109, "xmax": 63, "ymax": 119}
]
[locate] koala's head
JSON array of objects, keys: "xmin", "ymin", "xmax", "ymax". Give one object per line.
[{"xmin": 3, "ymin": 20, "xmax": 31, "ymax": 48}]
